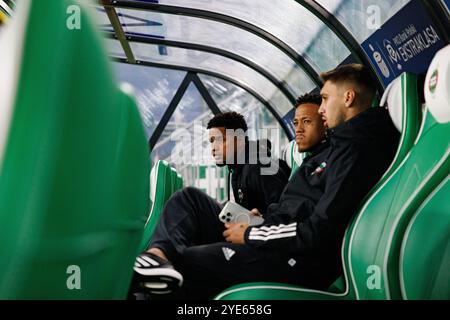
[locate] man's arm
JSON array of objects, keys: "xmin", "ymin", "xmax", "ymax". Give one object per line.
[{"xmin": 243, "ymin": 145, "xmax": 380, "ymax": 255}]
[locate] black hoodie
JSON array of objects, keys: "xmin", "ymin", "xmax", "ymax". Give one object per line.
[
  {"xmin": 228, "ymin": 139, "xmax": 290, "ymax": 216},
  {"xmin": 244, "ymin": 107, "xmax": 400, "ymax": 289}
]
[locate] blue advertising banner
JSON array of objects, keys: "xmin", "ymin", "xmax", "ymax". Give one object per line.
[{"xmin": 361, "ymin": 0, "xmax": 446, "ymax": 86}]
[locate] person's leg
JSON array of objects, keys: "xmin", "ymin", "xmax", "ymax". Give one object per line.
[
  {"xmin": 175, "ymin": 242, "xmax": 310, "ymax": 299},
  {"xmin": 131, "ymin": 187, "xmax": 226, "ymax": 297},
  {"xmin": 149, "ymin": 186, "xmax": 226, "ymax": 263}
]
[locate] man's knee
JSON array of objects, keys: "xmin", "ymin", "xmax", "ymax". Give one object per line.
[
  {"xmin": 182, "ymin": 186, "xmax": 201, "ymax": 197},
  {"xmin": 167, "ymin": 186, "xmax": 198, "ymax": 204},
  {"xmin": 180, "ymin": 186, "xmax": 216, "ymax": 205}
]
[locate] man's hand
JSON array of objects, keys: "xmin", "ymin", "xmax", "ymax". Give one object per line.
[{"xmin": 223, "ymin": 223, "xmax": 249, "ymax": 244}]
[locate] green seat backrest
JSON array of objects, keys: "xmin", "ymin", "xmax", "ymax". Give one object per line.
[
  {"xmin": 336, "ymin": 72, "xmax": 422, "ymax": 298},
  {"xmin": 139, "ymin": 161, "xmax": 183, "ymax": 252},
  {"xmin": 349, "ymin": 53, "xmax": 450, "ymax": 299},
  {"xmin": 176, "ymin": 173, "xmax": 184, "ymax": 190},
  {"xmin": 283, "ymin": 140, "xmax": 308, "ymax": 180},
  {"xmin": 140, "ymin": 160, "xmax": 170, "ymax": 251},
  {"xmin": 399, "ymin": 44, "xmax": 450, "ymax": 300},
  {"xmin": 170, "ymin": 167, "xmax": 179, "ymax": 193},
  {"xmin": 0, "ymin": 1, "xmax": 149, "ymax": 299},
  {"xmin": 400, "ymin": 177, "xmax": 450, "ymax": 300},
  {"xmin": 216, "ymin": 72, "xmax": 422, "ymax": 300}
]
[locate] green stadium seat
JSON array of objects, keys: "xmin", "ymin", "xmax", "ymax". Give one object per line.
[
  {"xmin": 0, "ymin": 1, "xmax": 149, "ymax": 299},
  {"xmin": 176, "ymin": 173, "xmax": 183, "ymax": 190},
  {"xmin": 399, "ymin": 45, "xmax": 450, "ymax": 300},
  {"xmin": 139, "ymin": 160, "xmax": 183, "ymax": 252},
  {"xmin": 400, "ymin": 177, "xmax": 449, "ymax": 300},
  {"xmin": 216, "ymin": 71, "xmax": 423, "ymax": 300},
  {"xmin": 283, "ymin": 140, "xmax": 308, "ymax": 180}
]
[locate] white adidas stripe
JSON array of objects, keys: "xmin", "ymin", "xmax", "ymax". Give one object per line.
[
  {"xmin": 249, "ymin": 225, "xmax": 297, "ymax": 237},
  {"xmin": 249, "ymin": 223, "xmax": 297, "ymax": 241},
  {"xmin": 248, "ymin": 232, "xmax": 297, "ymax": 241},
  {"xmin": 253, "ymin": 223, "xmax": 297, "ymax": 232}
]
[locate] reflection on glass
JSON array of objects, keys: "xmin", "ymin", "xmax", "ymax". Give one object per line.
[
  {"xmin": 318, "ymin": 0, "xmax": 412, "ymax": 42},
  {"xmin": 112, "ymin": 62, "xmax": 186, "ymax": 138},
  {"xmin": 104, "ymin": 39, "xmax": 125, "ymax": 59},
  {"xmin": 93, "ymin": 6, "xmax": 114, "ymax": 30},
  {"xmin": 108, "ymin": 7, "xmax": 313, "ymax": 96},
  {"xmin": 157, "ymin": 0, "xmax": 350, "ymax": 71},
  {"xmin": 129, "ymin": 42, "xmax": 294, "ymax": 115}
]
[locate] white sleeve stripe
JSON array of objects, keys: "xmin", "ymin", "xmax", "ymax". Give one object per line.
[
  {"xmin": 250, "ymin": 226, "xmax": 297, "ymax": 236},
  {"xmin": 253, "ymin": 223, "xmax": 297, "ymax": 232},
  {"xmin": 248, "ymin": 232, "xmax": 297, "ymax": 241}
]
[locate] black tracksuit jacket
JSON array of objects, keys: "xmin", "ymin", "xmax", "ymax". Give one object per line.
[
  {"xmin": 244, "ymin": 107, "xmax": 400, "ymax": 286},
  {"xmin": 228, "ymin": 140, "xmax": 290, "ymax": 216}
]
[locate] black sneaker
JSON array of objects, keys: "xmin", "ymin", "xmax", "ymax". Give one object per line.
[{"xmin": 132, "ymin": 252, "xmax": 183, "ymax": 294}]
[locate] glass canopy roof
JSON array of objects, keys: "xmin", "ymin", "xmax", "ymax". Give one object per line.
[
  {"xmin": 104, "ymin": 8, "xmax": 314, "ymax": 97},
  {"xmin": 97, "ymin": 0, "xmax": 413, "ymax": 147},
  {"xmin": 154, "ymin": 0, "xmax": 351, "ymax": 71}
]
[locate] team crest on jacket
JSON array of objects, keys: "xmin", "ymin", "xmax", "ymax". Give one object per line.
[{"xmin": 311, "ymin": 162, "xmax": 327, "ymax": 176}]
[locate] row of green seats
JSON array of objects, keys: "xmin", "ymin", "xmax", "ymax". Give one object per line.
[
  {"xmin": 217, "ymin": 52, "xmax": 449, "ymax": 300},
  {"xmin": 139, "ymin": 160, "xmax": 184, "ymax": 252},
  {"xmin": 399, "ymin": 45, "xmax": 450, "ymax": 300},
  {"xmin": 0, "ymin": 1, "xmax": 150, "ymax": 299}
]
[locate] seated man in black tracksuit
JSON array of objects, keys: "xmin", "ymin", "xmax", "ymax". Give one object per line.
[
  {"xmin": 132, "ymin": 112, "xmax": 290, "ymax": 293},
  {"xmin": 135, "ymin": 64, "xmax": 400, "ymax": 299}
]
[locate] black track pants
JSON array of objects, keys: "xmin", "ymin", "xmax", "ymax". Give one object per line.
[{"xmin": 150, "ymin": 187, "xmax": 331, "ymax": 299}]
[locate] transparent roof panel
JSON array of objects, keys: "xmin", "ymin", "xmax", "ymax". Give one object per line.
[
  {"xmin": 152, "ymin": 82, "xmax": 212, "ymax": 164},
  {"xmin": 156, "ymin": 0, "xmax": 351, "ymax": 71},
  {"xmin": 200, "ymin": 74, "xmax": 264, "ymax": 115},
  {"xmin": 245, "ymin": 102, "xmax": 290, "ymax": 160},
  {"xmin": 317, "ymin": 0, "xmax": 412, "ymax": 42},
  {"xmin": 107, "ymin": 7, "xmax": 313, "ymax": 97},
  {"xmin": 151, "ymin": 83, "xmax": 220, "ymax": 197},
  {"xmin": 112, "ymin": 62, "xmax": 187, "ymax": 139},
  {"xmin": 127, "ymin": 42, "xmax": 294, "ymax": 115},
  {"xmin": 104, "ymin": 38, "xmax": 125, "ymax": 59},
  {"xmin": 93, "ymin": 6, "xmax": 114, "ymax": 30}
]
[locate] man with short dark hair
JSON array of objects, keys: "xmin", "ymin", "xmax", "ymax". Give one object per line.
[
  {"xmin": 282, "ymin": 93, "xmax": 327, "ymax": 180},
  {"xmin": 294, "ymin": 93, "xmax": 326, "ymax": 153},
  {"xmin": 131, "ymin": 112, "xmax": 289, "ymax": 294},
  {"xmin": 160, "ymin": 64, "xmax": 400, "ymax": 299},
  {"xmin": 319, "ymin": 64, "xmax": 377, "ymax": 129},
  {"xmin": 206, "ymin": 112, "xmax": 286, "ymax": 211}
]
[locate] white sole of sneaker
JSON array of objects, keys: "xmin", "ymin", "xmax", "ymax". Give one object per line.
[{"xmin": 133, "ymin": 267, "xmax": 183, "ymax": 286}]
